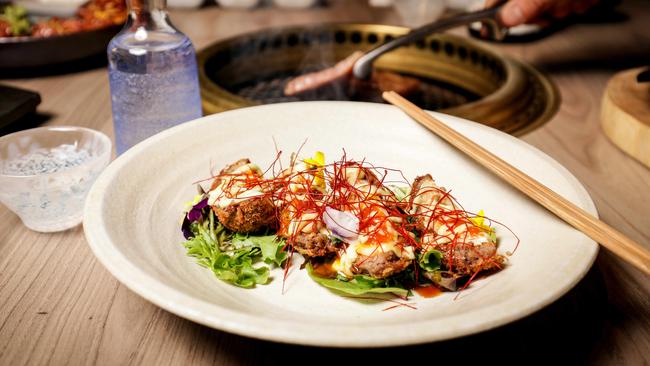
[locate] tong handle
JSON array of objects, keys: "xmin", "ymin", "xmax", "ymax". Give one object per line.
[{"xmin": 352, "ymin": 3, "xmax": 506, "ymax": 79}]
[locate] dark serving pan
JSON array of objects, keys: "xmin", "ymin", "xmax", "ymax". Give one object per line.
[{"xmin": 0, "ymin": 24, "xmax": 120, "ymax": 69}]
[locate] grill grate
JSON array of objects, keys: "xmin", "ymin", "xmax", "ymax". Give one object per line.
[{"xmin": 233, "ymin": 68, "xmax": 478, "ymax": 111}]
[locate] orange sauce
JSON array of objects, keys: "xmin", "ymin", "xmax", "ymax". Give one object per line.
[
  {"xmin": 367, "ymin": 228, "xmax": 393, "ymax": 246},
  {"xmin": 414, "ymin": 285, "xmax": 442, "ymax": 298},
  {"xmin": 312, "ymin": 261, "xmax": 337, "ymax": 278},
  {"xmin": 467, "ymin": 225, "xmax": 482, "ymax": 236}
]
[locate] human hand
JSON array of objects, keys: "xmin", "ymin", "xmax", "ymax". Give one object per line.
[{"xmin": 486, "ymin": 0, "xmax": 600, "ymax": 27}]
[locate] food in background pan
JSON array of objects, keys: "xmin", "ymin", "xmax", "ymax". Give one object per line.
[{"xmin": 0, "ymin": 0, "xmax": 126, "ymax": 38}]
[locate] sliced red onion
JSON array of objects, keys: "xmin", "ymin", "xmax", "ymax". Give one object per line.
[{"xmin": 323, "ymin": 207, "xmax": 359, "ymax": 241}]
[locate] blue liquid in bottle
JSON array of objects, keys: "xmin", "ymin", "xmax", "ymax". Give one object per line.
[{"xmin": 108, "ymin": 1, "xmax": 202, "ymax": 155}]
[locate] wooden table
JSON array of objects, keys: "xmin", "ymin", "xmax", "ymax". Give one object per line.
[{"xmin": 1, "ymin": 1, "xmax": 649, "ymax": 364}]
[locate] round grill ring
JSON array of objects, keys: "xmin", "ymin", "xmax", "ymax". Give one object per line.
[{"xmin": 198, "ymin": 24, "xmax": 559, "ymax": 136}]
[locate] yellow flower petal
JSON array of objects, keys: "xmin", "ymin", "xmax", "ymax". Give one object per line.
[
  {"xmin": 470, "ymin": 209, "xmax": 493, "ymax": 232},
  {"xmin": 304, "ymin": 151, "xmax": 326, "ymax": 188}
]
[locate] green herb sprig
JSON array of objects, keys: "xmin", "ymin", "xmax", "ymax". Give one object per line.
[
  {"xmin": 1, "ymin": 5, "xmax": 31, "ymax": 36},
  {"xmin": 182, "ymin": 211, "xmax": 287, "ymax": 288}
]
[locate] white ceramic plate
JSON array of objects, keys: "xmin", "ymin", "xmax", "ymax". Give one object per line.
[{"xmin": 84, "ymin": 102, "xmax": 598, "ymax": 347}]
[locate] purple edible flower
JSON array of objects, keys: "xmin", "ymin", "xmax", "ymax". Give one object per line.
[
  {"xmin": 188, "ymin": 198, "xmax": 208, "ymax": 221},
  {"xmin": 182, "ymin": 197, "xmax": 209, "ymax": 239}
]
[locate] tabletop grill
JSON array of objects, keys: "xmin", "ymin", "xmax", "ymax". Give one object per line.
[{"xmin": 198, "ymin": 24, "xmax": 558, "ymax": 135}]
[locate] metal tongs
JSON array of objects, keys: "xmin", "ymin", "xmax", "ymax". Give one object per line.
[
  {"xmin": 284, "ymin": 3, "xmax": 508, "ymax": 96},
  {"xmin": 352, "ymin": 2, "xmax": 508, "ymax": 80}
]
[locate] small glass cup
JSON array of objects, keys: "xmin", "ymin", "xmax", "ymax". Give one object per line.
[{"xmin": 0, "ymin": 126, "xmax": 112, "ymax": 232}]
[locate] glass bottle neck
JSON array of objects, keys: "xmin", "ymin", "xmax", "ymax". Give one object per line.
[
  {"xmin": 128, "ymin": 0, "xmax": 167, "ymax": 11},
  {"xmin": 125, "ymin": 0, "xmax": 172, "ymax": 31}
]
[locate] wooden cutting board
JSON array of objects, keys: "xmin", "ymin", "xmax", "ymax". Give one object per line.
[{"xmin": 601, "ymin": 67, "xmax": 650, "ymax": 168}]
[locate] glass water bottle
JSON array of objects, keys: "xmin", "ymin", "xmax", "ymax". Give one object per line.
[{"xmin": 107, "ymin": 0, "xmax": 202, "ymax": 155}]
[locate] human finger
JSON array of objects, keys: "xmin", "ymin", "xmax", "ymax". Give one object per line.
[{"xmin": 498, "ymin": 0, "xmax": 553, "ymax": 27}]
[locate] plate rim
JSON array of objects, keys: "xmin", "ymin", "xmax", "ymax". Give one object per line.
[{"xmin": 83, "ymin": 101, "xmax": 599, "ymax": 347}]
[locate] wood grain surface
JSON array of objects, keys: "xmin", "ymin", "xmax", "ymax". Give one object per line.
[
  {"xmin": 1, "ymin": 1, "xmax": 649, "ymax": 365},
  {"xmin": 601, "ymin": 67, "xmax": 650, "ymax": 168}
]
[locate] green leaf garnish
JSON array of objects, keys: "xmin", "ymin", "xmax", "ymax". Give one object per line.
[
  {"xmin": 231, "ymin": 234, "xmax": 288, "ymax": 267},
  {"xmin": 182, "ymin": 211, "xmax": 286, "ymax": 288},
  {"xmin": 1, "ymin": 5, "xmax": 31, "ymax": 36},
  {"xmin": 306, "ymin": 262, "xmax": 409, "ymax": 297}
]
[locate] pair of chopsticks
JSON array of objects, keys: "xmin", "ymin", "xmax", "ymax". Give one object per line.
[{"xmin": 382, "ymin": 91, "xmax": 650, "ymax": 276}]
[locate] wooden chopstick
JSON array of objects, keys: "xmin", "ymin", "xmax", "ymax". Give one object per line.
[{"xmin": 383, "ymin": 90, "xmax": 650, "ymax": 276}]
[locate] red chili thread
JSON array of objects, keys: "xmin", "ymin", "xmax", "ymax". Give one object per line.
[{"xmin": 198, "ymin": 148, "xmax": 519, "ymax": 296}]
